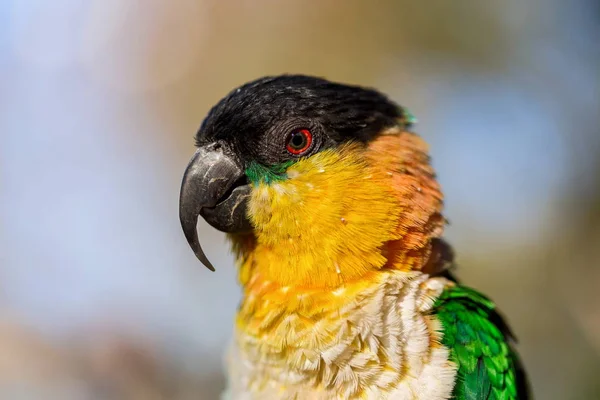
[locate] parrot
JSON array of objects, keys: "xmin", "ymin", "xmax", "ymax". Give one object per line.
[{"xmin": 178, "ymin": 75, "xmax": 530, "ymax": 399}]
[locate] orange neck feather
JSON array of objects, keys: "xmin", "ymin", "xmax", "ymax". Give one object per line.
[{"xmin": 229, "ymin": 128, "xmax": 444, "ymax": 292}]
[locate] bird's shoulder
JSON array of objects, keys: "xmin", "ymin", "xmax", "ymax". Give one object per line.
[{"xmin": 431, "ymin": 284, "xmax": 531, "ymax": 400}]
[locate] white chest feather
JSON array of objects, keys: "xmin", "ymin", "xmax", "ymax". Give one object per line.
[{"xmin": 224, "ymin": 273, "xmax": 457, "ymax": 400}]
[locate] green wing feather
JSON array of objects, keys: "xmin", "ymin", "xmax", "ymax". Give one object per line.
[{"xmin": 433, "ymin": 285, "xmax": 530, "ymax": 400}]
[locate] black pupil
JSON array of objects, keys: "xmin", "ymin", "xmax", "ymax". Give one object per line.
[{"xmin": 291, "ymin": 132, "xmax": 306, "ymax": 149}]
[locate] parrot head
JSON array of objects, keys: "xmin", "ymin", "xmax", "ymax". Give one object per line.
[{"xmin": 180, "ymin": 75, "xmax": 444, "ymax": 288}]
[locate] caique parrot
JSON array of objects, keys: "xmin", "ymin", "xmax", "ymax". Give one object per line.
[{"xmin": 179, "ymin": 75, "xmax": 529, "ymax": 399}]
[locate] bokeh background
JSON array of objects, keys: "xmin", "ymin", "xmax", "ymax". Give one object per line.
[{"xmin": 1, "ymin": 0, "xmax": 599, "ymax": 398}]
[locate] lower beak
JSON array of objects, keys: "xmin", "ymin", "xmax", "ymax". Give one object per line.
[{"xmin": 179, "ymin": 143, "xmax": 251, "ymax": 270}]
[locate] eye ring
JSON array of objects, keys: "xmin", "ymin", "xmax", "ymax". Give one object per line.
[{"xmin": 285, "ymin": 128, "xmax": 313, "ymax": 155}]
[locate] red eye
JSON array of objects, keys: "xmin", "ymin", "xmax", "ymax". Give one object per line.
[{"xmin": 285, "ymin": 129, "xmax": 313, "ymax": 155}]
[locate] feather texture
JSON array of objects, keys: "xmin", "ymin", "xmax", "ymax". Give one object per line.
[
  {"xmin": 227, "ymin": 272, "xmax": 457, "ymax": 399},
  {"xmin": 432, "ymin": 286, "xmax": 530, "ymax": 400}
]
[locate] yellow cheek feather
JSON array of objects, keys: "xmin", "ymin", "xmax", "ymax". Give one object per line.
[
  {"xmin": 231, "ymin": 129, "xmax": 445, "ymax": 290},
  {"xmin": 246, "ymin": 143, "xmax": 401, "ymax": 289}
]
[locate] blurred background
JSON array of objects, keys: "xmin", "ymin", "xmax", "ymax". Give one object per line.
[{"xmin": 1, "ymin": 0, "xmax": 599, "ymax": 398}]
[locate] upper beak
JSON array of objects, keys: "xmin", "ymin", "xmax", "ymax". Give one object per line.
[{"xmin": 179, "ymin": 142, "xmax": 251, "ymax": 271}]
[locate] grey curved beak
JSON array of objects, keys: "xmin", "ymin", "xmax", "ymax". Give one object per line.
[{"xmin": 179, "ymin": 143, "xmax": 250, "ymax": 271}]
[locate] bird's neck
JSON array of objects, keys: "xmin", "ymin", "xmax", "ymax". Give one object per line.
[{"xmin": 230, "ymin": 130, "xmax": 445, "ymax": 290}]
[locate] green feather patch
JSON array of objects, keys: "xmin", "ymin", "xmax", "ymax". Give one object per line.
[
  {"xmin": 400, "ymin": 107, "xmax": 418, "ymax": 128},
  {"xmin": 245, "ymin": 160, "xmax": 294, "ymax": 184},
  {"xmin": 432, "ymin": 285, "xmax": 529, "ymax": 400}
]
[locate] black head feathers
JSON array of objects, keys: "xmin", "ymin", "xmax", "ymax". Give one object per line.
[{"xmin": 195, "ymin": 75, "xmax": 403, "ymax": 166}]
